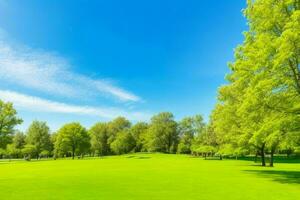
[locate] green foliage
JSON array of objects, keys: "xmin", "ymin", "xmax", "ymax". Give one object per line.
[
  {"xmin": 22, "ymin": 144, "xmax": 37, "ymax": 160},
  {"xmin": 26, "ymin": 121, "xmax": 52, "ymax": 158},
  {"xmin": 146, "ymin": 112, "xmax": 178, "ymax": 153},
  {"xmin": 107, "ymin": 117, "xmax": 131, "ymax": 146},
  {"xmin": 6, "ymin": 144, "xmax": 22, "ymax": 158},
  {"xmin": 0, "ymin": 148, "xmax": 5, "ymax": 158},
  {"xmin": 208, "ymin": 0, "xmax": 300, "ymax": 166},
  {"xmin": 129, "ymin": 122, "xmax": 148, "ymax": 152},
  {"xmin": 110, "ymin": 130, "xmax": 135, "ymax": 154},
  {"xmin": 192, "ymin": 123, "xmax": 218, "ymax": 154},
  {"xmin": 177, "ymin": 115, "xmax": 205, "ymax": 154},
  {"xmin": 55, "ymin": 122, "xmax": 90, "ymax": 159},
  {"xmin": 13, "ymin": 131, "xmax": 26, "ymax": 149},
  {"xmin": 89, "ymin": 122, "xmax": 110, "ymax": 156},
  {"xmin": 0, "ymin": 100, "xmax": 23, "ymax": 149},
  {"xmin": 40, "ymin": 150, "xmax": 50, "ymax": 158}
]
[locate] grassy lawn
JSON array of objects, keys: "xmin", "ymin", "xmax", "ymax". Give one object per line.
[{"xmin": 0, "ymin": 153, "xmax": 299, "ymax": 200}]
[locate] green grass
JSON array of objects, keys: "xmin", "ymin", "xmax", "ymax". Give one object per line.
[{"xmin": 0, "ymin": 153, "xmax": 299, "ymax": 200}]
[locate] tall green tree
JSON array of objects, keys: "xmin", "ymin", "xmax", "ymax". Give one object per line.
[
  {"xmin": 26, "ymin": 121, "xmax": 52, "ymax": 159},
  {"xmin": 89, "ymin": 122, "xmax": 110, "ymax": 156},
  {"xmin": 110, "ymin": 130, "xmax": 135, "ymax": 155},
  {"xmin": 13, "ymin": 131, "xmax": 26, "ymax": 149},
  {"xmin": 211, "ymin": 0, "xmax": 300, "ymax": 166},
  {"xmin": 130, "ymin": 122, "xmax": 148, "ymax": 152},
  {"xmin": 146, "ymin": 112, "xmax": 178, "ymax": 153},
  {"xmin": 107, "ymin": 117, "xmax": 131, "ymax": 147},
  {"xmin": 177, "ymin": 115, "xmax": 205, "ymax": 154},
  {"xmin": 55, "ymin": 123, "xmax": 90, "ymax": 159},
  {"xmin": 6, "ymin": 131, "xmax": 27, "ymax": 159},
  {"xmin": 0, "ymin": 100, "xmax": 23, "ymax": 149}
]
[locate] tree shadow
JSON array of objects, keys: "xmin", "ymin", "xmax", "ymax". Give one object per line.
[
  {"xmin": 273, "ymin": 157, "xmax": 300, "ymax": 164},
  {"xmin": 125, "ymin": 155, "xmax": 151, "ymax": 159},
  {"xmin": 136, "ymin": 156, "xmax": 151, "ymax": 159},
  {"xmin": 244, "ymin": 170, "xmax": 300, "ymax": 185},
  {"xmin": 126, "ymin": 156, "xmax": 136, "ymax": 158}
]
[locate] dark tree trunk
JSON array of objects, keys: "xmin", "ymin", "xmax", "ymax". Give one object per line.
[
  {"xmin": 72, "ymin": 148, "xmax": 75, "ymax": 160},
  {"xmin": 260, "ymin": 144, "xmax": 266, "ymax": 166},
  {"xmin": 286, "ymin": 149, "xmax": 292, "ymax": 158},
  {"xmin": 269, "ymin": 149, "xmax": 275, "ymax": 167}
]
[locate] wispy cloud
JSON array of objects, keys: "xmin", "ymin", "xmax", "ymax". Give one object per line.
[
  {"xmin": 0, "ymin": 37, "xmax": 140, "ymax": 102},
  {"xmin": 0, "ymin": 90, "xmax": 150, "ymax": 121}
]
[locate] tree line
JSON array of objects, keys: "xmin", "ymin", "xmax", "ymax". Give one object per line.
[
  {"xmin": 1, "ymin": 95, "xmax": 299, "ymax": 166},
  {"xmin": 0, "ymin": 100, "xmax": 208, "ymax": 160}
]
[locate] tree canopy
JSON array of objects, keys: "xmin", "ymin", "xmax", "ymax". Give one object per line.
[
  {"xmin": 0, "ymin": 100, "xmax": 23, "ymax": 149},
  {"xmin": 55, "ymin": 123, "xmax": 90, "ymax": 159}
]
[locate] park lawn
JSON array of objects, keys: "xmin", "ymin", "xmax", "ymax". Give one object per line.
[{"xmin": 0, "ymin": 153, "xmax": 299, "ymax": 200}]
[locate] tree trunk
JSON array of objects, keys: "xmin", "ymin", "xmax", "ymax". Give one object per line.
[
  {"xmin": 269, "ymin": 149, "xmax": 274, "ymax": 167},
  {"xmin": 287, "ymin": 149, "xmax": 292, "ymax": 158},
  {"xmin": 261, "ymin": 144, "xmax": 266, "ymax": 166},
  {"xmin": 72, "ymin": 150, "xmax": 75, "ymax": 160}
]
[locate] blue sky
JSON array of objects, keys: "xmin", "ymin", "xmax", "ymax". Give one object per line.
[{"xmin": 0, "ymin": 0, "xmax": 247, "ymax": 131}]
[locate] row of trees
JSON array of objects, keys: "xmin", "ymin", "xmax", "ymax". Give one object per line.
[
  {"xmin": 191, "ymin": 0, "xmax": 300, "ymax": 167},
  {"xmin": 1, "ymin": 94, "xmax": 299, "ymax": 165},
  {"xmin": 0, "ymin": 99, "xmax": 207, "ymax": 160}
]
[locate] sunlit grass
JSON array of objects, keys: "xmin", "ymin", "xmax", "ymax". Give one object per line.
[{"xmin": 0, "ymin": 153, "xmax": 299, "ymax": 200}]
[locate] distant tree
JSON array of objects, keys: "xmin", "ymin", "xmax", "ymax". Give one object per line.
[
  {"xmin": 192, "ymin": 123, "xmax": 218, "ymax": 156},
  {"xmin": 0, "ymin": 100, "xmax": 23, "ymax": 149},
  {"xmin": 55, "ymin": 123, "xmax": 90, "ymax": 159},
  {"xmin": 22, "ymin": 144, "xmax": 37, "ymax": 160},
  {"xmin": 26, "ymin": 121, "xmax": 52, "ymax": 159},
  {"xmin": 13, "ymin": 131, "xmax": 26, "ymax": 149},
  {"xmin": 130, "ymin": 122, "xmax": 148, "ymax": 152},
  {"xmin": 280, "ymin": 129, "xmax": 300, "ymax": 157},
  {"xmin": 177, "ymin": 115, "xmax": 205, "ymax": 154},
  {"xmin": 146, "ymin": 112, "xmax": 178, "ymax": 153},
  {"xmin": 0, "ymin": 148, "xmax": 6, "ymax": 159},
  {"xmin": 107, "ymin": 117, "xmax": 131, "ymax": 146},
  {"xmin": 6, "ymin": 144, "xmax": 22, "ymax": 159},
  {"xmin": 50, "ymin": 132, "xmax": 57, "ymax": 158},
  {"xmin": 5, "ymin": 131, "xmax": 26, "ymax": 159},
  {"xmin": 40, "ymin": 150, "xmax": 50, "ymax": 158},
  {"xmin": 89, "ymin": 122, "xmax": 110, "ymax": 156},
  {"xmin": 111, "ymin": 130, "xmax": 135, "ymax": 155}
]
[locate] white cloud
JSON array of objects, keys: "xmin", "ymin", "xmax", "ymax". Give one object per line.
[
  {"xmin": 0, "ymin": 90, "xmax": 150, "ymax": 121},
  {"xmin": 0, "ymin": 39, "xmax": 140, "ymax": 102}
]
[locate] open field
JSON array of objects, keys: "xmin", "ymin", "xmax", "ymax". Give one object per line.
[{"xmin": 0, "ymin": 153, "xmax": 299, "ymax": 200}]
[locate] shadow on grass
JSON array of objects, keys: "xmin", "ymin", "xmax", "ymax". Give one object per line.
[
  {"xmin": 126, "ymin": 155, "xmax": 151, "ymax": 159},
  {"xmin": 126, "ymin": 156, "xmax": 136, "ymax": 158},
  {"xmin": 229, "ymin": 156, "xmax": 300, "ymax": 164},
  {"xmin": 244, "ymin": 170, "xmax": 300, "ymax": 185},
  {"xmin": 137, "ymin": 156, "xmax": 151, "ymax": 159}
]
